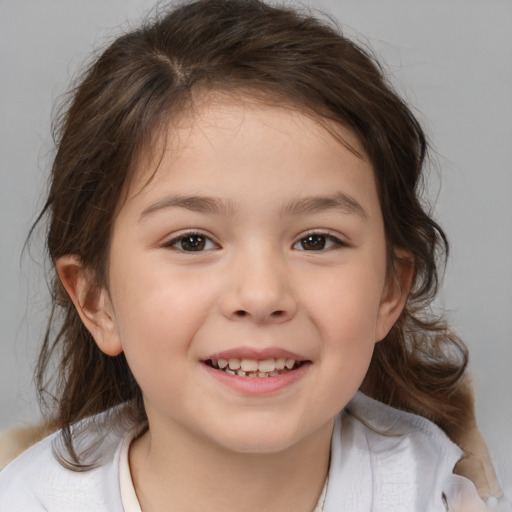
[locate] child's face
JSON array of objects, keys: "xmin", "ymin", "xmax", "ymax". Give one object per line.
[{"xmin": 84, "ymin": 96, "xmax": 407, "ymax": 454}]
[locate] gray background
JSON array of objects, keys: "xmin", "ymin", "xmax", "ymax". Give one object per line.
[{"xmin": 1, "ymin": 0, "xmax": 511, "ymax": 496}]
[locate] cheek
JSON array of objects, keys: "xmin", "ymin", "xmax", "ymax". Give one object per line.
[
  {"xmin": 110, "ymin": 282, "xmax": 197, "ymax": 405},
  {"xmin": 108, "ymin": 261, "xmax": 220, "ymax": 369},
  {"xmin": 302, "ymin": 265, "xmax": 385, "ymax": 339}
]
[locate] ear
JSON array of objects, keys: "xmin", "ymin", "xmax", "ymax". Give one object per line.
[
  {"xmin": 375, "ymin": 249, "xmax": 414, "ymax": 342},
  {"xmin": 56, "ymin": 255, "xmax": 123, "ymax": 356}
]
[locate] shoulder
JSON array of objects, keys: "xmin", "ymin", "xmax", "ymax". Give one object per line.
[
  {"xmin": 0, "ymin": 415, "xmax": 131, "ymax": 512},
  {"xmin": 324, "ymin": 392, "xmax": 488, "ymax": 512},
  {"xmin": 345, "ymin": 390, "xmax": 463, "ymax": 456}
]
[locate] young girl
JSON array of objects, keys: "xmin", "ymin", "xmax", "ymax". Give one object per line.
[{"xmin": 0, "ymin": 0, "xmax": 507, "ymax": 510}]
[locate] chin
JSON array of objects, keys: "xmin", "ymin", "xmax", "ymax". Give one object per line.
[
  {"xmin": 208, "ymin": 419, "xmax": 319, "ymax": 456},
  {"xmin": 219, "ymin": 435, "xmax": 299, "ymax": 455}
]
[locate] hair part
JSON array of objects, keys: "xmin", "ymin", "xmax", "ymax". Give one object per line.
[{"xmin": 34, "ymin": 0, "xmax": 468, "ymax": 467}]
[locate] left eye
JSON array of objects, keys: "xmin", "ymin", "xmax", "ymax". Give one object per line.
[
  {"xmin": 166, "ymin": 233, "xmax": 218, "ymax": 252},
  {"xmin": 293, "ymin": 234, "xmax": 344, "ymax": 251}
]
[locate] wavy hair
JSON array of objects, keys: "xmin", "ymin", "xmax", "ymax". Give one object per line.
[{"xmin": 34, "ymin": 0, "xmax": 470, "ymax": 467}]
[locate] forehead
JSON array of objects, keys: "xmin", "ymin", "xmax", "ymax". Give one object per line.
[
  {"xmin": 130, "ymin": 93, "xmax": 374, "ymax": 197},
  {"xmin": 116, "ymin": 94, "xmax": 383, "ymax": 233}
]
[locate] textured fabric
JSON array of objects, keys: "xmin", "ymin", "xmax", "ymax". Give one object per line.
[
  {"xmin": 0, "ymin": 392, "xmax": 493, "ymax": 511},
  {"xmin": 323, "ymin": 393, "xmax": 488, "ymax": 512},
  {"xmin": 0, "ymin": 417, "xmax": 126, "ymax": 512}
]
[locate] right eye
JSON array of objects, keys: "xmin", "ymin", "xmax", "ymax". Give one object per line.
[{"xmin": 165, "ymin": 233, "xmax": 218, "ymax": 252}]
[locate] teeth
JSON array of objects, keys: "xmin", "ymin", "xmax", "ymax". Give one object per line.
[
  {"xmin": 240, "ymin": 359, "xmax": 259, "ymax": 372},
  {"xmin": 228, "ymin": 358, "xmax": 241, "ymax": 370},
  {"xmin": 258, "ymin": 358, "xmax": 276, "ymax": 372},
  {"xmin": 275, "ymin": 358, "xmax": 286, "ymax": 370},
  {"xmin": 210, "ymin": 357, "xmax": 299, "ymax": 376}
]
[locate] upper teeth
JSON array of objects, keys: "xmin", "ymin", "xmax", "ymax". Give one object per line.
[{"xmin": 212, "ymin": 357, "xmax": 297, "ymax": 373}]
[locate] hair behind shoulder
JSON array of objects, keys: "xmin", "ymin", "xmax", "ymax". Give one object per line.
[{"xmin": 34, "ymin": 0, "xmax": 469, "ymax": 467}]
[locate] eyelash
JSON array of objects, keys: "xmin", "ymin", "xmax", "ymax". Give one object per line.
[{"xmin": 164, "ymin": 230, "xmax": 347, "ymax": 252}]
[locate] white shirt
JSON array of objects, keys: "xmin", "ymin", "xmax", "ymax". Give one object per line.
[{"xmin": 0, "ymin": 392, "xmax": 495, "ymax": 511}]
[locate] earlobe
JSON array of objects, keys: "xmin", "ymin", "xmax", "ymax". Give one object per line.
[
  {"xmin": 56, "ymin": 255, "xmax": 123, "ymax": 357},
  {"xmin": 375, "ymin": 249, "xmax": 414, "ymax": 342}
]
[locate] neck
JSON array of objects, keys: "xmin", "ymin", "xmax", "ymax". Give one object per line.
[{"xmin": 129, "ymin": 417, "xmax": 333, "ymax": 512}]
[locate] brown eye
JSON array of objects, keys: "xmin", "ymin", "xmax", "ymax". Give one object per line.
[
  {"xmin": 166, "ymin": 233, "xmax": 218, "ymax": 252},
  {"xmin": 180, "ymin": 235, "xmax": 206, "ymax": 251},
  {"xmin": 300, "ymin": 234, "xmax": 326, "ymax": 250},
  {"xmin": 293, "ymin": 233, "xmax": 345, "ymax": 251}
]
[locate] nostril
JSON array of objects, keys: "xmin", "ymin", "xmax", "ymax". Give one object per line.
[{"xmin": 232, "ymin": 309, "xmax": 289, "ymax": 320}]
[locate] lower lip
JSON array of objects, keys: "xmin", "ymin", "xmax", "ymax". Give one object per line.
[{"xmin": 201, "ymin": 362, "xmax": 310, "ymax": 395}]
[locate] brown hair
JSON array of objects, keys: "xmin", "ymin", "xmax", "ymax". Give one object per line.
[{"xmin": 35, "ymin": 0, "xmax": 469, "ymax": 465}]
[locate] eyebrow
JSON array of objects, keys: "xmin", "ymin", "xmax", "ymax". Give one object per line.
[
  {"xmin": 140, "ymin": 195, "xmax": 237, "ymax": 219},
  {"xmin": 280, "ymin": 192, "xmax": 368, "ymax": 219},
  {"xmin": 140, "ymin": 192, "xmax": 367, "ymax": 220}
]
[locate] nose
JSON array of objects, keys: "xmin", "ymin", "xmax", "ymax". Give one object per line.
[{"xmin": 219, "ymin": 249, "xmax": 298, "ymax": 324}]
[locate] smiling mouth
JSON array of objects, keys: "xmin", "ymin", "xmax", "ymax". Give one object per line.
[{"xmin": 205, "ymin": 357, "xmax": 306, "ymax": 378}]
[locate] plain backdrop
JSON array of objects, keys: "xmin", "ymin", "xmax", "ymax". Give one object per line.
[{"xmin": 1, "ymin": 0, "xmax": 511, "ymax": 496}]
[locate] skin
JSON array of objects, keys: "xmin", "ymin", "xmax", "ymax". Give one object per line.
[{"xmin": 58, "ymin": 97, "xmax": 411, "ymax": 512}]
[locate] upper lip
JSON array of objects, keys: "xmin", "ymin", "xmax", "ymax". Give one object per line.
[{"xmin": 203, "ymin": 347, "xmax": 309, "ymax": 361}]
